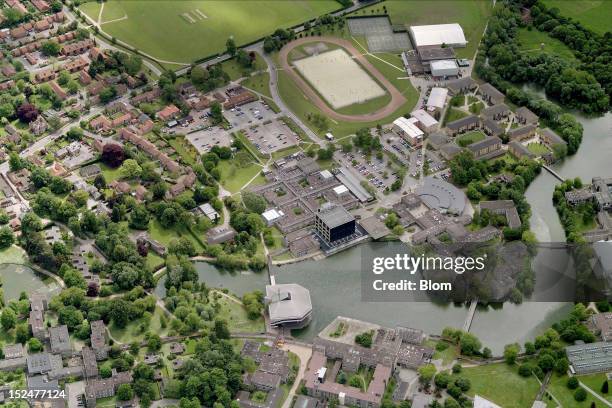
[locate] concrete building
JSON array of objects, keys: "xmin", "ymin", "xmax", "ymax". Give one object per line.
[
  {"xmin": 430, "ymin": 59, "xmax": 459, "ymax": 78},
  {"xmin": 592, "ymin": 312, "xmax": 612, "ymax": 342},
  {"xmin": 314, "ymin": 203, "xmax": 355, "ymax": 244},
  {"xmin": 207, "ymin": 226, "xmax": 237, "ymax": 244},
  {"xmin": 479, "ymin": 200, "xmax": 522, "ymax": 230},
  {"xmin": 90, "ymin": 320, "xmax": 108, "ymax": 360},
  {"xmin": 49, "ymin": 325, "xmax": 72, "ymax": 356},
  {"xmin": 410, "ymin": 109, "xmax": 438, "ymax": 133},
  {"xmin": 409, "ymin": 24, "xmax": 467, "ymax": 48},
  {"xmin": 415, "ymin": 177, "xmax": 467, "ymax": 215},
  {"xmin": 392, "ymin": 116, "xmax": 424, "ymax": 146},
  {"xmin": 265, "ymin": 283, "xmax": 312, "ymax": 329}
]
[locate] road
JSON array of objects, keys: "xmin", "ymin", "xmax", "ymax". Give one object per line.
[{"xmin": 280, "ymin": 343, "xmax": 313, "ymax": 408}]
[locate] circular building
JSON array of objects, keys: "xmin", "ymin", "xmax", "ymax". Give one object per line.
[{"xmin": 415, "ymin": 176, "xmax": 467, "ymax": 215}]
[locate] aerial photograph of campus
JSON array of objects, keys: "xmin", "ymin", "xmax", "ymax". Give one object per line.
[{"xmin": 0, "ymin": 0, "xmax": 610, "ymax": 407}]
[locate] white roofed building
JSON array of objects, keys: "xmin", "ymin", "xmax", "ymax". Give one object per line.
[
  {"xmin": 262, "ymin": 208, "xmax": 285, "ymax": 226},
  {"xmin": 393, "ymin": 117, "xmax": 424, "ymax": 146},
  {"xmin": 426, "ymin": 87, "xmax": 448, "ymax": 112},
  {"xmin": 409, "ymin": 24, "xmax": 467, "ymax": 48},
  {"xmin": 430, "ymin": 60, "xmax": 459, "ymax": 78},
  {"xmin": 410, "ymin": 109, "xmax": 438, "ymax": 133}
]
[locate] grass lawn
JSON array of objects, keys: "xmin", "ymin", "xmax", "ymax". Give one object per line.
[
  {"xmin": 95, "ymin": 396, "xmax": 117, "ymax": 408},
  {"xmin": 516, "ymin": 27, "xmax": 577, "ymax": 61},
  {"xmin": 443, "ymin": 107, "xmax": 469, "ymax": 125},
  {"xmin": 147, "ymin": 219, "xmax": 206, "ymax": 253},
  {"xmin": 221, "ymin": 54, "xmax": 267, "ymax": 82},
  {"xmin": 457, "ymin": 131, "xmax": 485, "ymax": 147},
  {"xmin": 100, "ymin": 162, "xmax": 122, "ymax": 183},
  {"xmin": 351, "ymin": 0, "xmax": 493, "ymax": 59},
  {"xmin": 81, "ymin": 0, "xmax": 339, "ymax": 64},
  {"xmin": 547, "ymin": 373, "xmax": 599, "ymax": 408},
  {"xmin": 461, "ymin": 363, "xmax": 540, "ymax": 408},
  {"xmin": 211, "ymin": 293, "xmax": 265, "ymax": 333},
  {"xmin": 217, "ymin": 159, "xmax": 263, "ymax": 193},
  {"xmin": 109, "ymin": 305, "xmax": 169, "ymax": 344},
  {"xmin": 578, "ymin": 373, "xmax": 612, "ymax": 403},
  {"xmin": 0, "ymin": 245, "xmax": 28, "ymax": 264},
  {"xmin": 242, "ymin": 71, "xmax": 272, "ymax": 99},
  {"xmin": 527, "ymin": 142, "xmax": 551, "ymax": 156},
  {"xmin": 541, "ymin": 0, "xmax": 612, "ymax": 35},
  {"xmin": 469, "ymin": 101, "xmax": 485, "ymax": 115},
  {"xmin": 424, "ymin": 339, "xmax": 458, "ymax": 365},
  {"xmin": 145, "ymin": 252, "xmax": 165, "ymax": 271}
]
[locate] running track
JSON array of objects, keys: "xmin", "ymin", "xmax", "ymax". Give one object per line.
[{"xmin": 278, "ymin": 36, "xmax": 407, "ymax": 123}]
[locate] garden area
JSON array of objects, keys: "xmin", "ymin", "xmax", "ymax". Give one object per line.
[{"xmin": 457, "ymin": 131, "xmax": 486, "ymax": 147}]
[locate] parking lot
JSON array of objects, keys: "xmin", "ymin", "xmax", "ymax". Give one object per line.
[
  {"xmin": 335, "ymin": 150, "xmax": 396, "ymax": 192},
  {"xmin": 225, "ymin": 100, "xmax": 276, "ymax": 129},
  {"xmin": 186, "ymin": 125, "xmax": 233, "ymax": 154},
  {"xmin": 242, "ymin": 119, "xmax": 301, "ymax": 154}
]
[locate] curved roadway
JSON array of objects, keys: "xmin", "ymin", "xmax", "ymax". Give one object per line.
[{"xmin": 278, "ymin": 36, "xmax": 407, "ymax": 122}]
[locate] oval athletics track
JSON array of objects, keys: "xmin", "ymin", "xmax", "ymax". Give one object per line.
[{"xmin": 278, "ymin": 36, "xmax": 407, "ymax": 123}]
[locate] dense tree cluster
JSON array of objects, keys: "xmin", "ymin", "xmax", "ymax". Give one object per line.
[{"xmin": 476, "ymin": 2, "xmax": 608, "ymax": 115}]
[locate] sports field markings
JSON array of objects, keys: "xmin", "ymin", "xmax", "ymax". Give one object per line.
[
  {"xmin": 351, "ymin": 36, "xmax": 404, "ymax": 72},
  {"xmin": 100, "ymin": 15, "xmax": 128, "ymax": 25}
]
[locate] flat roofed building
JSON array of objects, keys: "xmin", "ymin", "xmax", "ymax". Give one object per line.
[
  {"xmin": 49, "ymin": 325, "xmax": 72, "ymax": 356},
  {"xmin": 314, "ymin": 203, "xmax": 355, "ymax": 244},
  {"xmin": 262, "ymin": 208, "xmax": 285, "ymax": 226},
  {"xmin": 27, "ymin": 353, "xmax": 52, "ymax": 375},
  {"xmin": 426, "ymin": 87, "xmax": 448, "ymax": 112},
  {"xmin": 409, "ymin": 24, "xmax": 467, "ymax": 48},
  {"xmin": 207, "ymin": 226, "xmax": 237, "ymax": 244},
  {"xmin": 592, "ymin": 312, "xmax": 612, "ymax": 342},
  {"xmin": 417, "ymin": 46, "xmax": 456, "ymax": 62},
  {"xmin": 250, "ymin": 370, "xmax": 281, "ymax": 391},
  {"xmin": 3, "ymin": 343, "xmax": 24, "ymax": 359},
  {"xmin": 90, "ymin": 320, "xmax": 108, "ymax": 360},
  {"xmin": 392, "ymin": 117, "xmax": 424, "ymax": 145},
  {"xmin": 479, "ymin": 200, "xmax": 522, "ymax": 229},
  {"xmin": 82, "ymin": 346, "xmax": 98, "ymax": 378},
  {"xmin": 430, "ymin": 60, "xmax": 459, "ymax": 78},
  {"xmin": 410, "ymin": 109, "xmax": 438, "ymax": 133},
  {"xmin": 265, "ymin": 283, "xmax": 312, "ymax": 329},
  {"xmin": 566, "ymin": 341, "xmax": 612, "ymax": 374}
]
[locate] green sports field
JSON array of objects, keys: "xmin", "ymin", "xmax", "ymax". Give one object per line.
[
  {"xmin": 542, "ymin": 0, "xmax": 611, "ymax": 35},
  {"xmin": 79, "ymin": 0, "xmax": 339, "ymax": 64}
]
